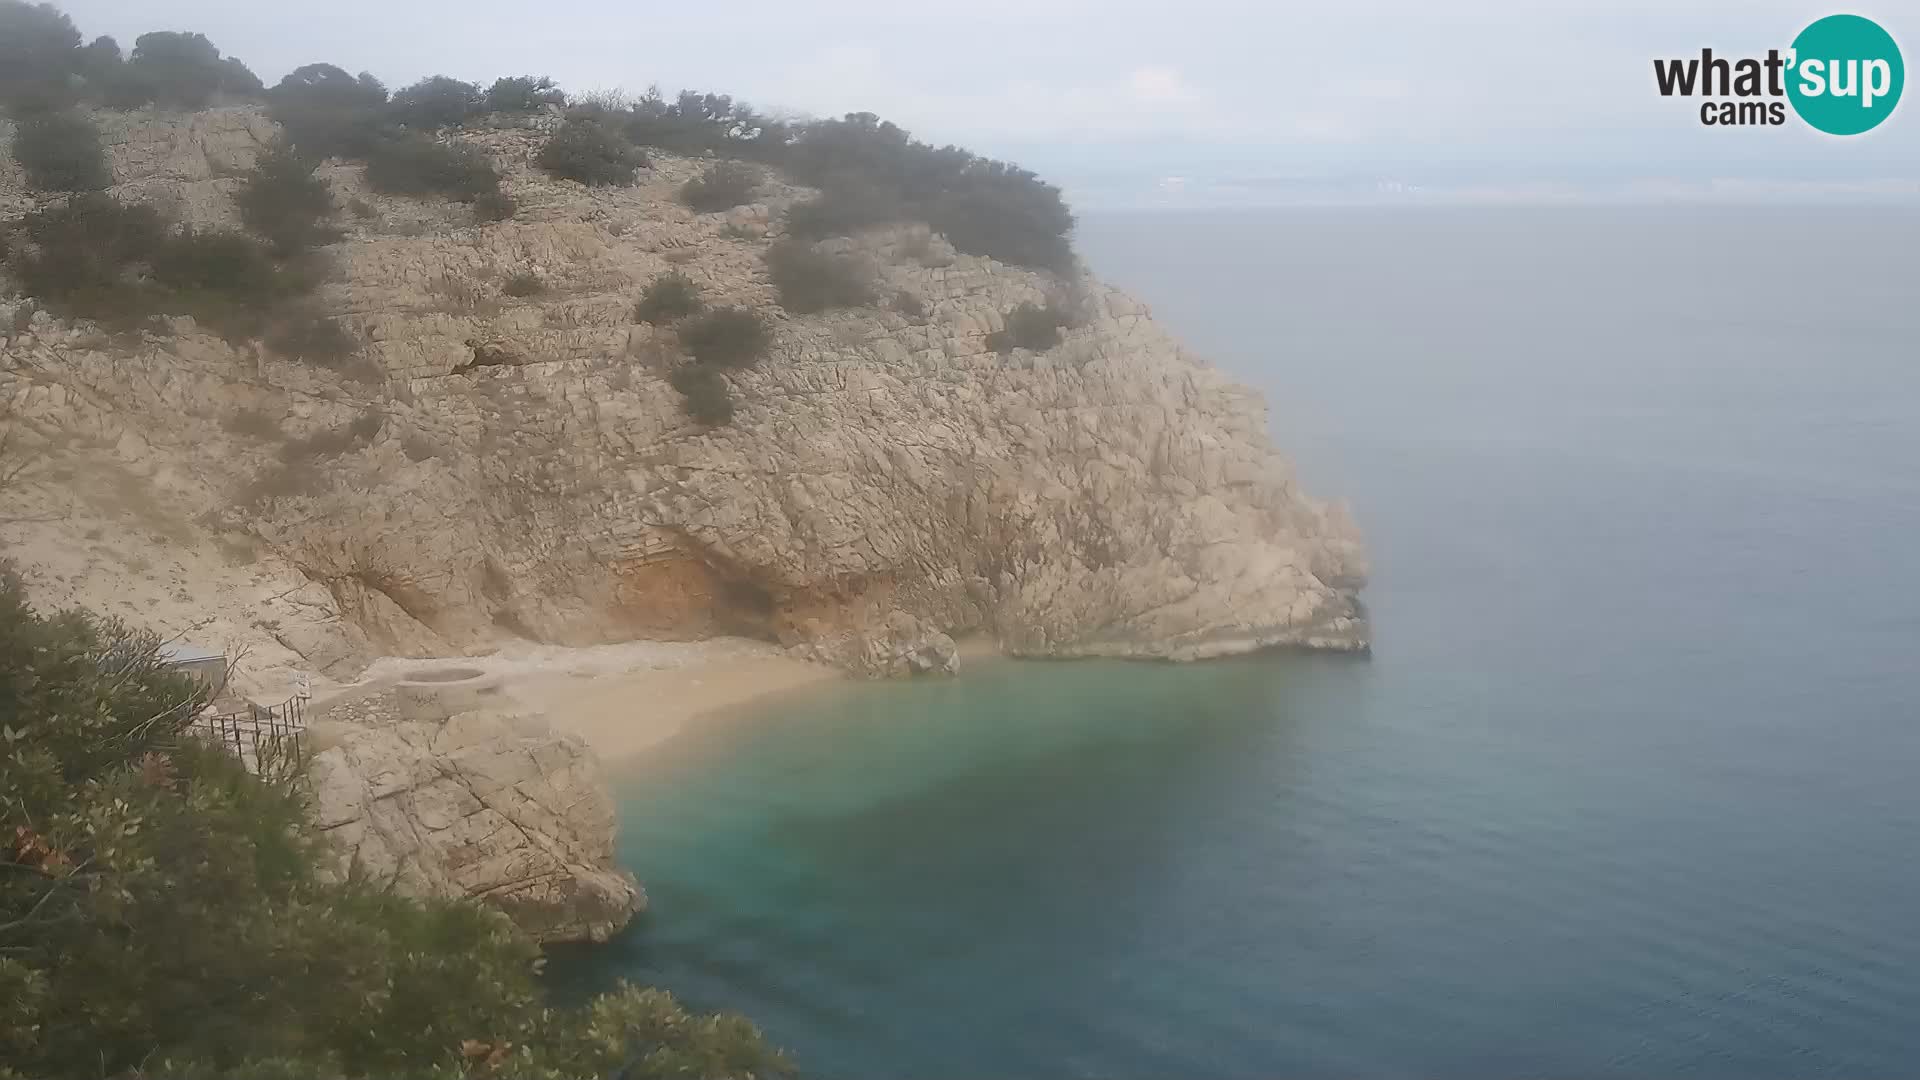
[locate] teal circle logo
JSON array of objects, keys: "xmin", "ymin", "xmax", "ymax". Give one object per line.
[{"xmin": 1787, "ymin": 14, "xmax": 1904, "ymax": 135}]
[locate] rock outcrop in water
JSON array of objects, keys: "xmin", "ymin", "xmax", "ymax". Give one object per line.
[{"xmin": 0, "ymin": 106, "xmax": 1368, "ymax": 690}]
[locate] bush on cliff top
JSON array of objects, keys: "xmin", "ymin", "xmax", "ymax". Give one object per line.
[
  {"xmin": 0, "ymin": 564, "xmax": 794, "ymax": 1078},
  {"xmin": 0, "ymin": 0, "xmax": 88, "ymax": 114},
  {"xmin": 784, "ymin": 112, "xmax": 1076, "ymax": 272},
  {"xmin": 268, "ymin": 63, "xmax": 390, "ymax": 160},
  {"xmin": 4, "ymin": 1, "xmax": 1075, "ymax": 267},
  {"xmin": 485, "ymin": 74, "xmax": 565, "ymax": 113},
  {"xmin": 110, "ymin": 30, "xmax": 262, "ymax": 109},
  {"xmin": 388, "ymin": 74, "xmax": 484, "ymax": 130}
]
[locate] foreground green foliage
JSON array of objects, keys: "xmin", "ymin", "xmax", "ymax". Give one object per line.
[{"xmin": 0, "ymin": 566, "xmax": 793, "ymax": 1079}]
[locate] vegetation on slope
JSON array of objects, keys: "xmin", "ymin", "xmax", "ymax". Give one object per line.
[
  {"xmin": 0, "ymin": 564, "xmax": 792, "ymax": 1079},
  {"xmin": 2, "ymin": 0, "xmax": 1076, "ymax": 270}
]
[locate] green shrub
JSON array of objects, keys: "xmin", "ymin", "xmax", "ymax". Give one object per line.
[
  {"xmin": 764, "ymin": 239, "xmax": 875, "ymax": 314},
  {"xmin": 264, "ymin": 311, "xmax": 357, "ymax": 368},
  {"xmin": 148, "ymin": 227, "xmax": 291, "ymax": 339},
  {"xmin": 678, "ymin": 306, "xmax": 770, "ymax": 369},
  {"xmin": 536, "ymin": 115, "xmax": 645, "ymax": 186},
  {"xmin": 8, "ymin": 193, "xmax": 326, "ymax": 337},
  {"xmin": 8, "ymin": 194, "xmax": 167, "ymax": 326},
  {"xmin": 267, "ymin": 63, "xmax": 389, "ymax": 160},
  {"xmin": 4, "ymin": 570, "xmax": 796, "ymax": 1080},
  {"xmin": 364, "ymin": 134, "xmax": 500, "ymax": 202},
  {"xmin": 986, "ymin": 300, "xmax": 1068, "ymax": 354},
  {"xmin": 150, "ymin": 228, "xmax": 279, "ymax": 302},
  {"xmin": 73, "ymin": 33, "xmax": 120, "ymax": 93},
  {"xmin": 0, "ymin": 0, "xmax": 83, "ymax": 114},
  {"xmin": 114, "ymin": 30, "xmax": 260, "ymax": 110},
  {"xmin": 388, "ymin": 75, "xmax": 482, "ymax": 129},
  {"xmin": 347, "ymin": 196, "xmax": 378, "ymax": 219},
  {"xmin": 929, "ymin": 170, "xmax": 1076, "ymax": 273},
  {"xmin": 472, "ymin": 188, "xmax": 516, "ymax": 222},
  {"xmin": 670, "ymin": 363, "xmax": 734, "ymax": 426},
  {"xmin": 783, "ymin": 177, "xmax": 906, "ymax": 240},
  {"xmin": 785, "ymin": 112, "xmax": 1075, "ymax": 271},
  {"xmin": 236, "ymin": 143, "xmax": 341, "ymax": 256},
  {"xmin": 625, "ymin": 87, "xmax": 790, "ymax": 161},
  {"xmin": 10, "ymin": 108, "xmax": 111, "ymax": 192},
  {"xmin": 501, "ymin": 271, "xmax": 543, "ymax": 297},
  {"xmin": 633, "ymin": 271, "xmax": 702, "ymax": 324},
  {"xmin": 893, "ymin": 290, "xmax": 926, "ymax": 318},
  {"xmin": 484, "ymin": 75, "xmax": 564, "ymax": 113},
  {"xmin": 680, "ymin": 161, "xmax": 761, "ymax": 212}
]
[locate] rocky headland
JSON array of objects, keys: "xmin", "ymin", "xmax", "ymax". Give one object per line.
[
  {"xmin": 2, "ymin": 103, "xmax": 1367, "ymax": 941},
  {"xmin": 1, "ymin": 105, "xmax": 1367, "ymax": 691}
]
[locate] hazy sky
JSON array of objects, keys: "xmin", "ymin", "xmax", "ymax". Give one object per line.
[{"xmin": 55, "ymin": 0, "xmax": 1920, "ymax": 205}]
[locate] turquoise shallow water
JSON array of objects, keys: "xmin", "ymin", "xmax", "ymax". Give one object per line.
[{"xmin": 551, "ymin": 207, "xmax": 1920, "ymax": 1078}]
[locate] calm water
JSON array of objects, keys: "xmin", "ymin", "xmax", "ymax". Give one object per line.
[{"xmin": 552, "ymin": 207, "xmax": 1920, "ymax": 1078}]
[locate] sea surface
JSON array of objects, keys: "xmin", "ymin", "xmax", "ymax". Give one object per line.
[{"xmin": 550, "ymin": 206, "xmax": 1920, "ymax": 1078}]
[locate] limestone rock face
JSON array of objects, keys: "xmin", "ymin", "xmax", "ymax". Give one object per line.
[
  {"xmin": 306, "ymin": 677, "xmax": 644, "ymax": 943},
  {"xmin": 0, "ymin": 107, "xmax": 1369, "ymax": 685}
]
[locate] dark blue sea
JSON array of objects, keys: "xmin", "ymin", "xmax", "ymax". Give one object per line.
[{"xmin": 552, "ymin": 206, "xmax": 1920, "ymax": 1078}]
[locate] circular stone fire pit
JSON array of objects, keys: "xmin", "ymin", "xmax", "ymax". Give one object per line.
[{"xmin": 393, "ymin": 666, "xmax": 504, "ymax": 721}]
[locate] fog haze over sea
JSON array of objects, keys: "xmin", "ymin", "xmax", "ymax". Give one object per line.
[{"xmin": 554, "ymin": 205, "xmax": 1920, "ymax": 1079}]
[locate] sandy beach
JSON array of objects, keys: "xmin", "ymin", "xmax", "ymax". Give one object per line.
[
  {"xmin": 325, "ymin": 637, "xmax": 842, "ymax": 762},
  {"xmin": 509, "ymin": 648, "xmax": 839, "ymax": 760},
  {"xmin": 314, "ymin": 633, "xmax": 1012, "ymax": 764}
]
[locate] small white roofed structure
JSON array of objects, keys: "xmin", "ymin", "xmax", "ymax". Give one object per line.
[{"xmin": 159, "ymin": 641, "xmax": 229, "ymax": 696}]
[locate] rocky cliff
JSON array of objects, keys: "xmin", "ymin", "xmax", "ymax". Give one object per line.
[
  {"xmin": 0, "ymin": 106, "xmax": 1367, "ymax": 690},
  {"xmin": 306, "ymin": 669, "xmax": 643, "ymax": 944}
]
